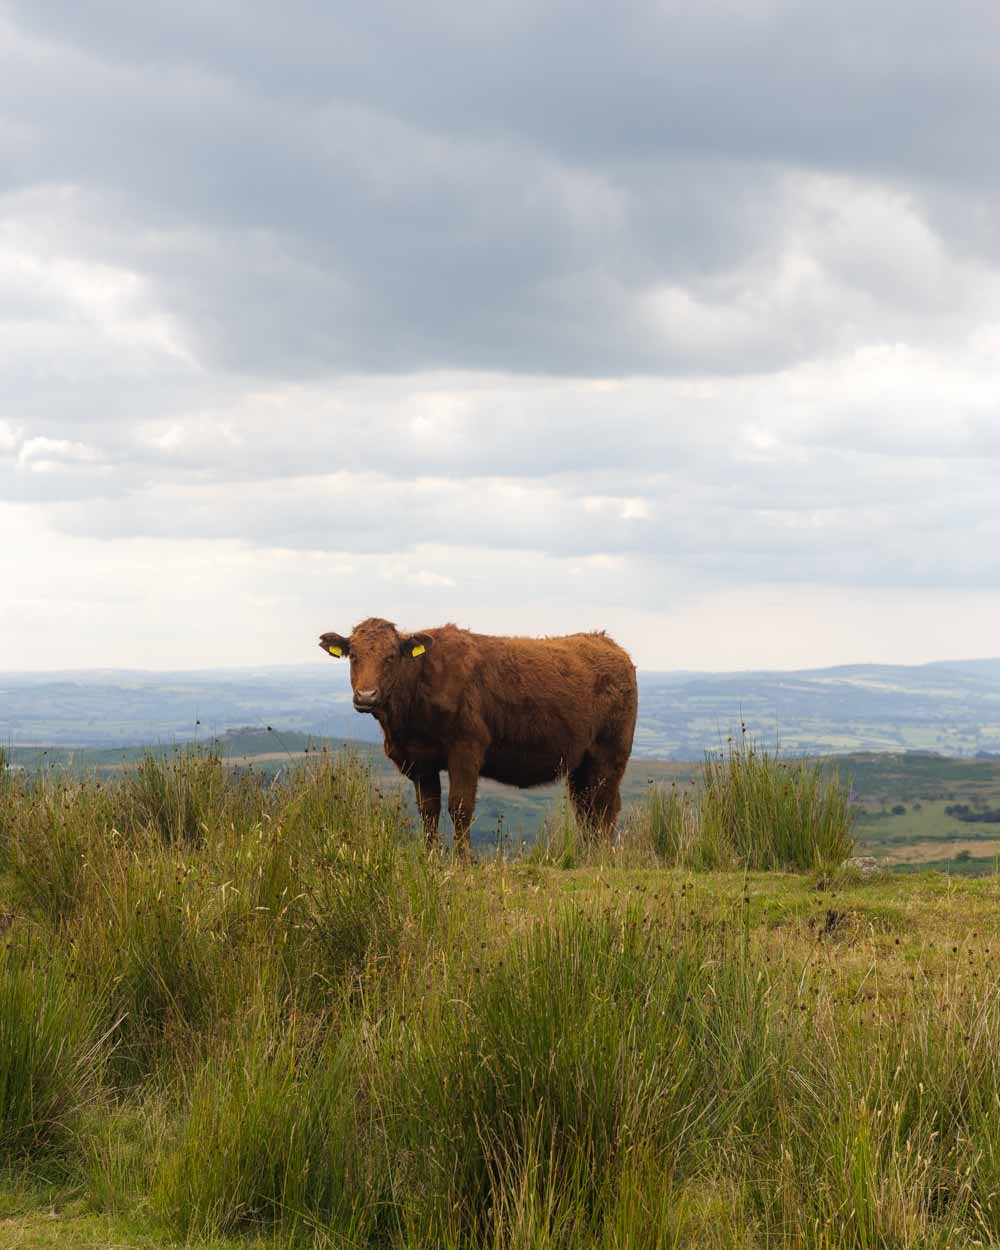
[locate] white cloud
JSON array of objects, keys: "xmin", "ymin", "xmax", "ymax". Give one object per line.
[
  {"xmin": 0, "ymin": 198, "xmax": 197, "ymax": 367},
  {"xmin": 583, "ymin": 495, "xmax": 654, "ymax": 521},
  {"xmin": 17, "ymin": 437, "xmax": 101, "ymax": 469},
  {"xmin": 0, "ymin": 421, "xmax": 19, "ymax": 454},
  {"xmin": 7, "ymin": 501, "xmax": 1000, "ymax": 673}
]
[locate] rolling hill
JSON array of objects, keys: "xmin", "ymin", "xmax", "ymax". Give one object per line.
[{"xmin": 4, "ymin": 657, "xmax": 1000, "ymax": 757}]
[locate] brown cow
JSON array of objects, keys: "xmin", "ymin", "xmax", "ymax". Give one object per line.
[{"xmin": 318, "ymin": 618, "xmax": 637, "ymax": 858}]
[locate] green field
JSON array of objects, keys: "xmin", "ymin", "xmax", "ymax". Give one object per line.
[
  {"xmin": 0, "ymin": 747, "xmax": 998, "ymax": 1247},
  {"xmin": 829, "ymin": 751, "xmax": 1000, "ymax": 875}
]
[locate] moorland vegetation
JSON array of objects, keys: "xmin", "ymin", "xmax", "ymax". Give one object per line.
[{"xmin": 0, "ymin": 740, "xmax": 998, "ymax": 1248}]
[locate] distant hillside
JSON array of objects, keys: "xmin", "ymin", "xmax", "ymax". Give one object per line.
[
  {"xmin": 636, "ymin": 659, "xmax": 1000, "ymax": 757},
  {"xmin": 0, "ymin": 666, "xmax": 377, "ymax": 750},
  {"xmin": 4, "ymin": 656, "xmax": 1000, "ymax": 757}
]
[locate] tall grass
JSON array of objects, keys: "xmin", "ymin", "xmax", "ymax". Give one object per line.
[
  {"xmin": 0, "ymin": 942, "xmax": 106, "ymax": 1157},
  {"xmin": 534, "ymin": 731, "xmax": 854, "ymax": 873},
  {"xmin": 388, "ymin": 903, "xmax": 782, "ymax": 1245},
  {"xmin": 3, "ymin": 773, "xmax": 111, "ymax": 927},
  {"xmin": 154, "ymin": 1013, "xmax": 364, "ymax": 1241},
  {"xmin": 56, "ymin": 750, "xmax": 423, "ymax": 1079},
  {"xmin": 120, "ymin": 749, "xmax": 255, "ymax": 844},
  {"xmin": 642, "ymin": 781, "xmax": 729, "ymax": 869},
  {"xmin": 700, "ymin": 730, "xmax": 855, "ymax": 870},
  {"xmin": 72, "ymin": 846, "xmax": 246, "ymax": 1079},
  {"xmin": 630, "ymin": 730, "xmax": 855, "ymax": 872},
  {"xmin": 0, "ymin": 746, "xmax": 996, "ymax": 1248}
]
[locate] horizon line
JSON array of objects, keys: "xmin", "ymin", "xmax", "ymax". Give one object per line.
[{"xmin": 2, "ymin": 655, "xmax": 999, "ymax": 680}]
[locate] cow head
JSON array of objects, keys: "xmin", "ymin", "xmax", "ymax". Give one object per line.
[{"xmin": 319, "ymin": 617, "xmax": 433, "ymax": 714}]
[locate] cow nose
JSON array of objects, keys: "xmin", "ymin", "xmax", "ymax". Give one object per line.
[{"xmin": 355, "ymin": 688, "xmax": 378, "ymax": 702}]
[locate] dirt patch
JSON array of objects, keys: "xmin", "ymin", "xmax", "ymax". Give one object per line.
[{"xmin": 884, "ymin": 838, "xmax": 1000, "ymax": 865}]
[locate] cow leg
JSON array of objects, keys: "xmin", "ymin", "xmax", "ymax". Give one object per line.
[
  {"xmin": 446, "ymin": 744, "xmax": 483, "ymax": 862},
  {"xmin": 589, "ymin": 770, "xmax": 623, "ymax": 836},
  {"xmin": 568, "ymin": 756, "xmax": 601, "ymax": 832},
  {"xmin": 413, "ymin": 771, "xmax": 442, "ymax": 850},
  {"xmin": 570, "ymin": 751, "xmax": 626, "ymax": 841}
]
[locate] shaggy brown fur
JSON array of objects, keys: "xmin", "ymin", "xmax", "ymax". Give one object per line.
[{"xmin": 318, "ymin": 618, "xmax": 638, "ymax": 858}]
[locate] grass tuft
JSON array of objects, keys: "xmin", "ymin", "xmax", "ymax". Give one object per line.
[
  {"xmin": 631, "ymin": 729, "xmax": 855, "ymax": 872},
  {"xmin": 154, "ymin": 1013, "xmax": 363, "ymax": 1241},
  {"xmin": 0, "ymin": 942, "xmax": 106, "ymax": 1158},
  {"xmin": 700, "ymin": 729, "xmax": 856, "ymax": 870}
]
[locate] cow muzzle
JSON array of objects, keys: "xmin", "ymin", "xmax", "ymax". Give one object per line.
[{"xmin": 353, "ymin": 688, "xmax": 379, "ymax": 712}]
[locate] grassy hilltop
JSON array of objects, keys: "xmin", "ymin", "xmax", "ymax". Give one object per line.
[{"xmin": 0, "ymin": 744, "xmax": 999, "ymax": 1248}]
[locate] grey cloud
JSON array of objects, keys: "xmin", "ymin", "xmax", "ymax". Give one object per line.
[
  {"xmin": 39, "ymin": 432, "xmax": 1000, "ymax": 592},
  {"xmin": 5, "ymin": 3, "xmax": 1000, "ymax": 381},
  {"xmin": 5, "ymin": 360, "xmax": 1000, "ymax": 545},
  {"xmin": 10, "ymin": 2, "xmax": 1000, "ymax": 180}
]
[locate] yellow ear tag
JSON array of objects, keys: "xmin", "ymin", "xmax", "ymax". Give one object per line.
[
  {"xmin": 328, "ymin": 645, "xmax": 343, "ymax": 657},
  {"xmin": 411, "ymin": 644, "xmax": 426, "ymax": 658}
]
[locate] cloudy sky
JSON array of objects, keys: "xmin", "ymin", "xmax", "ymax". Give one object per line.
[{"xmin": 3, "ymin": 1, "xmax": 1000, "ymax": 672}]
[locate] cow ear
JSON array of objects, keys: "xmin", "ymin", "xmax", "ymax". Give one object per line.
[
  {"xmin": 401, "ymin": 632, "xmax": 433, "ymax": 659},
  {"xmin": 319, "ymin": 631, "xmax": 350, "ymax": 658}
]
